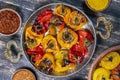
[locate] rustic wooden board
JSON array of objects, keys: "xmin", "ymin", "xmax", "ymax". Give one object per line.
[{"xmin": 0, "ymin": 0, "xmax": 120, "ymax": 80}]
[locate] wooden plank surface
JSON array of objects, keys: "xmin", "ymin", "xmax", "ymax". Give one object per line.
[{"xmin": 0, "ymin": 0, "xmax": 120, "ymax": 80}]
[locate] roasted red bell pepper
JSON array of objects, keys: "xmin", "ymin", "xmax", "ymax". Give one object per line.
[
  {"xmin": 68, "ymin": 52, "xmax": 84, "ymax": 64},
  {"xmin": 32, "ymin": 53, "xmax": 42, "ymax": 61},
  {"xmin": 32, "ymin": 10, "xmax": 53, "ymax": 34},
  {"xmin": 27, "ymin": 45, "xmax": 44, "ymax": 55},
  {"xmin": 37, "ymin": 10, "xmax": 53, "ymax": 27},
  {"xmin": 26, "ymin": 45, "xmax": 45, "ymax": 61},
  {"xmin": 77, "ymin": 29, "xmax": 94, "ymax": 46},
  {"xmin": 69, "ymin": 42, "xmax": 86, "ymax": 64},
  {"xmin": 69, "ymin": 30, "xmax": 94, "ymax": 64}
]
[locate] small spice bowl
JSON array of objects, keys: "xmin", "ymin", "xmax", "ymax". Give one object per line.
[
  {"xmin": 0, "ymin": 8, "xmax": 21, "ymax": 36},
  {"xmin": 12, "ymin": 69, "xmax": 36, "ymax": 80},
  {"xmin": 85, "ymin": 0, "xmax": 111, "ymax": 12}
]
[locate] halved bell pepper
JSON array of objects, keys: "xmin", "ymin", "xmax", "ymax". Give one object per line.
[
  {"xmin": 34, "ymin": 53, "xmax": 55, "ymax": 74},
  {"xmin": 54, "ymin": 59, "xmax": 76, "ymax": 72},
  {"xmin": 54, "ymin": 50, "xmax": 68, "ymax": 60},
  {"xmin": 49, "ymin": 15, "xmax": 65, "ymax": 36},
  {"xmin": 69, "ymin": 42, "xmax": 85, "ymax": 64},
  {"xmin": 54, "ymin": 50, "xmax": 76, "ymax": 72},
  {"xmin": 54, "ymin": 5, "xmax": 71, "ymax": 20},
  {"xmin": 93, "ymin": 68, "xmax": 111, "ymax": 80},
  {"xmin": 57, "ymin": 28, "xmax": 78, "ymax": 49},
  {"xmin": 99, "ymin": 52, "xmax": 120, "ymax": 70},
  {"xmin": 42, "ymin": 35, "xmax": 59, "ymax": 52},
  {"xmin": 33, "ymin": 10, "xmax": 53, "ymax": 34},
  {"xmin": 25, "ymin": 25, "xmax": 43, "ymax": 49},
  {"xmin": 26, "ymin": 45, "xmax": 45, "ymax": 61},
  {"xmin": 77, "ymin": 29, "xmax": 94, "ymax": 46},
  {"xmin": 68, "ymin": 30, "xmax": 94, "ymax": 64},
  {"xmin": 64, "ymin": 11, "xmax": 87, "ymax": 31}
]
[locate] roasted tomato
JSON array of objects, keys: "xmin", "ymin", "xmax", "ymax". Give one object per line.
[
  {"xmin": 32, "ymin": 10, "xmax": 53, "ymax": 34},
  {"xmin": 100, "ymin": 52, "xmax": 120, "ymax": 70},
  {"xmin": 112, "ymin": 65, "xmax": 120, "ymax": 80}
]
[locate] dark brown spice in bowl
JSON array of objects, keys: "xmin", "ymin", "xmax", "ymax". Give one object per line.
[{"xmin": 0, "ymin": 9, "xmax": 21, "ymax": 35}]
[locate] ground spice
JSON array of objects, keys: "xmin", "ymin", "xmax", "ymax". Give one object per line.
[
  {"xmin": 12, "ymin": 69, "xmax": 35, "ymax": 80},
  {"xmin": 0, "ymin": 9, "xmax": 20, "ymax": 35},
  {"xmin": 86, "ymin": 0, "xmax": 110, "ymax": 11}
]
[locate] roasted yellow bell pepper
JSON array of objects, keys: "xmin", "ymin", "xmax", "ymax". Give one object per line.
[
  {"xmin": 57, "ymin": 28, "xmax": 78, "ymax": 49},
  {"xmin": 54, "ymin": 59, "xmax": 76, "ymax": 72},
  {"xmin": 99, "ymin": 52, "xmax": 120, "ymax": 70},
  {"xmin": 25, "ymin": 25, "xmax": 43, "ymax": 49},
  {"xmin": 34, "ymin": 53, "xmax": 55, "ymax": 74},
  {"xmin": 49, "ymin": 26, "xmax": 56, "ymax": 36},
  {"xmin": 54, "ymin": 50, "xmax": 68, "ymax": 60},
  {"xmin": 35, "ymin": 53, "xmax": 55, "ymax": 68},
  {"xmin": 54, "ymin": 50, "xmax": 76, "ymax": 72},
  {"xmin": 93, "ymin": 68, "xmax": 111, "ymax": 80},
  {"xmin": 64, "ymin": 11, "xmax": 87, "ymax": 31},
  {"xmin": 42, "ymin": 35, "xmax": 59, "ymax": 52},
  {"xmin": 48, "ymin": 15, "xmax": 65, "ymax": 36},
  {"xmin": 54, "ymin": 5, "xmax": 71, "ymax": 20}
]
